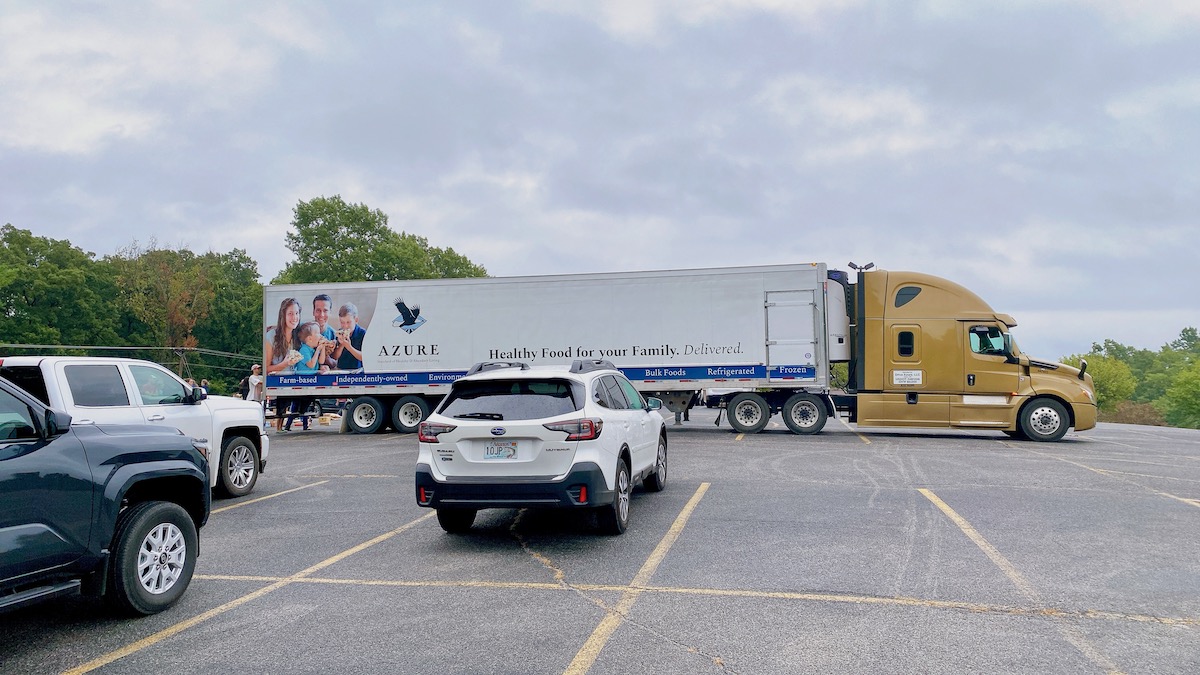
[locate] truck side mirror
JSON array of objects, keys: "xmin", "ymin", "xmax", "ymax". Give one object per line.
[{"xmin": 45, "ymin": 409, "xmax": 72, "ymax": 437}]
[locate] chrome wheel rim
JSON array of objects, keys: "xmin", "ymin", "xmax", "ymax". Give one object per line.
[
  {"xmin": 655, "ymin": 442, "xmax": 667, "ymax": 485},
  {"xmin": 228, "ymin": 444, "xmax": 255, "ymax": 489},
  {"xmin": 616, "ymin": 468, "xmax": 630, "ymax": 524},
  {"xmin": 354, "ymin": 404, "xmax": 377, "ymax": 428},
  {"xmin": 1029, "ymin": 406, "xmax": 1063, "ymax": 436},
  {"xmin": 789, "ymin": 400, "xmax": 820, "ymax": 428},
  {"xmin": 137, "ymin": 523, "xmax": 186, "ymax": 595},
  {"xmin": 398, "ymin": 402, "xmax": 423, "ymax": 427},
  {"xmin": 734, "ymin": 401, "xmax": 763, "ymax": 426}
]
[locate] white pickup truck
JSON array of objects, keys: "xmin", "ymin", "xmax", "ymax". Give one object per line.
[{"xmin": 0, "ymin": 356, "xmax": 269, "ymax": 497}]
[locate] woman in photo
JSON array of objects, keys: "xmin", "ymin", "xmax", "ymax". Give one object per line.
[{"xmin": 265, "ymin": 297, "xmax": 303, "ymax": 431}]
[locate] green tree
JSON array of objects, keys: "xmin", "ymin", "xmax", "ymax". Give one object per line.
[
  {"xmin": 1161, "ymin": 362, "xmax": 1200, "ymax": 429},
  {"xmin": 1062, "ymin": 354, "xmax": 1136, "ymax": 414},
  {"xmin": 0, "ymin": 224, "xmax": 121, "ymax": 348},
  {"xmin": 273, "ymin": 195, "xmax": 487, "ymax": 283}
]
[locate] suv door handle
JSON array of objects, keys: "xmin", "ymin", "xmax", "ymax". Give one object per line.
[{"xmin": 147, "ymin": 414, "xmax": 166, "ymax": 421}]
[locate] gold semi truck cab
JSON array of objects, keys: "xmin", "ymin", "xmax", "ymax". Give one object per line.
[{"xmin": 847, "ymin": 269, "xmax": 1096, "ymax": 441}]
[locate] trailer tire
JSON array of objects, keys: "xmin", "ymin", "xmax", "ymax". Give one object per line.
[
  {"xmin": 782, "ymin": 394, "xmax": 827, "ymax": 435},
  {"xmin": 390, "ymin": 396, "xmax": 430, "ymax": 434},
  {"xmin": 727, "ymin": 393, "xmax": 770, "ymax": 433},
  {"xmin": 347, "ymin": 397, "xmax": 386, "ymax": 434},
  {"xmin": 1019, "ymin": 398, "xmax": 1069, "ymax": 442}
]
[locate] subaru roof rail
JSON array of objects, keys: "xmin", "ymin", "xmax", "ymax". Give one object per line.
[
  {"xmin": 569, "ymin": 359, "xmax": 618, "ymax": 374},
  {"xmin": 466, "ymin": 361, "xmax": 531, "ymax": 375}
]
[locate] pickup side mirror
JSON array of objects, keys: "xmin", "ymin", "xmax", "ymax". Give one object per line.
[
  {"xmin": 45, "ymin": 409, "xmax": 72, "ymax": 437},
  {"xmin": 646, "ymin": 397, "xmax": 663, "ymax": 411},
  {"xmin": 189, "ymin": 387, "xmax": 208, "ymax": 404}
]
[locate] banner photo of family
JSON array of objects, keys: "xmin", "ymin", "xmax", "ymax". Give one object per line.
[{"xmin": 262, "ymin": 289, "xmax": 378, "ymax": 379}]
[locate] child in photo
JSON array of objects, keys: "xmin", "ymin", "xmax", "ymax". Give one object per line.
[{"xmin": 294, "ymin": 322, "xmax": 329, "ymax": 375}]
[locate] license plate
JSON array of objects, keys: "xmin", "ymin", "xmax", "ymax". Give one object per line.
[{"xmin": 484, "ymin": 440, "xmax": 517, "ymax": 459}]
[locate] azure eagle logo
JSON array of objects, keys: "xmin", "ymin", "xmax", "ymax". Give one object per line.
[{"xmin": 392, "ymin": 297, "xmax": 426, "ymax": 333}]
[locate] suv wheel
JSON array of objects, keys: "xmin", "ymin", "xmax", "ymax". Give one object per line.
[
  {"xmin": 437, "ymin": 508, "xmax": 476, "ymax": 533},
  {"xmin": 598, "ymin": 458, "xmax": 631, "ymax": 535},
  {"xmin": 644, "ymin": 436, "xmax": 667, "ymax": 492},
  {"xmin": 219, "ymin": 435, "xmax": 259, "ymax": 497},
  {"xmin": 109, "ymin": 501, "xmax": 197, "ymax": 615}
]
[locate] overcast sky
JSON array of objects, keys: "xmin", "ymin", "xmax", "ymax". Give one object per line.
[{"xmin": 2, "ymin": 1, "xmax": 1197, "ymax": 360}]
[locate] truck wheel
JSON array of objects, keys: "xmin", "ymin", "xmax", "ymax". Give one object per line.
[
  {"xmin": 347, "ymin": 397, "xmax": 385, "ymax": 434},
  {"xmin": 390, "ymin": 396, "xmax": 430, "ymax": 433},
  {"xmin": 727, "ymin": 393, "xmax": 770, "ymax": 433},
  {"xmin": 597, "ymin": 458, "xmax": 631, "ymax": 535},
  {"xmin": 643, "ymin": 436, "xmax": 667, "ymax": 492},
  {"xmin": 1019, "ymin": 398, "xmax": 1070, "ymax": 442},
  {"xmin": 108, "ymin": 501, "xmax": 197, "ymax": 615},
  {"xmin": 436, "ymin": 508, "xmax": 476, "ymax": 533},
  {"xmin": 306, "ymin": 399, "xmax": 323, "ymax": 417},
  {"xmin": 782, "ymin": 393, "xmax": 827, "ymax": 435},
  {"xmin": 219, "ymin": 435, "xmax": 259, "ymax": 497}
]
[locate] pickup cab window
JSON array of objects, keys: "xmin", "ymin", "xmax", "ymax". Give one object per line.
[
  {"xmin": 130, "ymin": 365, "xmax": 187, "ymax": 405},
  {"xmin": 64, "ymin": 364, "xmax": 130, "ymax": 407}
]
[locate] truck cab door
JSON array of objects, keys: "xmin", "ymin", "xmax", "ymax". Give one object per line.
[
  {"xmin": 127, "ymin": 364, "xmax": 213, "ymax": 445},
  {"xmin": 952, "ymin": 323, "xmax": 1020, "ymax": 428},
  {"xmin": 0, "ymin": 387, "xmax": 92, "ymax": 582}
]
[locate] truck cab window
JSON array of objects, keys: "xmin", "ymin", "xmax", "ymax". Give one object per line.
[
  {"xmin": 64, "ymin": 365, "xmax": 130, "ymax": 407},
  {"xmin": 969, "ymin": 326, "xmax": 1005, "ymax": 355},
  {"xmin": 130, "ymin": 366, "xmax": 186, "ymax": 405},
  {"xmin": 895, "ymin": 287, "xmax": 921, "ymax": 308},
  {"xmin": 898, "ymin": 331, "xmax": 915, "ymax": 357}
]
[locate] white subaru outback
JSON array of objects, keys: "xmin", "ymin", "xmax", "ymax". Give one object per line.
[{"xmin": 415, "ymin": 360, "xmax": 667, "ymax": 535}]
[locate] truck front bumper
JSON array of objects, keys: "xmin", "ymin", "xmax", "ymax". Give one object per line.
[{"xmin": 415, "ymin": 462, "xmax": 614, "ymax": 510}]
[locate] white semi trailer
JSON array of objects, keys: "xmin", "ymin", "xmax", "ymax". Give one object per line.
[{"xmin": 264, "ymin": 264, "xmax": 850, "ymax": 435}]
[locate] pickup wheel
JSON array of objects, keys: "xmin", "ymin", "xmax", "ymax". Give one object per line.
[
  {"xmin": 782, "ymin": 393, "xmax": 827, "ymax": 435},
  {"xmin": 347, "ymin": 397, "xmax": 385, "ymax": 434},
  {"xmin": 219, "ymin": 435, "xmax": 259, "ymax": 497},
  {"xmin": 727, "ymin": 393, "xmax": 770, "ymax": 434},
  {"xmin": 597, "ymin": 458, "xmax": 631, "ymax": 535},
  {"xmin": 436, "ymin": 508, "xmax": 476, "ymax": 533},
  {"xmin": 643, "ymin": 436, "xmax": 667, "ymax": 492},
  {"xmin": 390, "ymin": 396, "xmax": 430, "ymax": 434},
  {"xmin": 1019, "ymin": 398, "xmax": 1070, "ymax": 442},
  {"xmin": 108, "ymin": 501, "xmax": 197, "ymax": 615}
]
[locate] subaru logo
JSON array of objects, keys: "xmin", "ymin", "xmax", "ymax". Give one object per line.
[{"xmin": 490, "ymin": 427, "xmax": 506, "ymax": 436}]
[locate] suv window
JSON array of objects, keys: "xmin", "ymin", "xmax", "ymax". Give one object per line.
[
  {"xmin": 439, "ymin": 378, "xmax": 584, "ymax": 421},
  {"xmin": 615, "ymin": 376, "xmax": 645, "ymax": 411},
  {"xmin": 64, "ymin": 365, "xmax": 130, "ymax": 407},
  {"xmin": 599, "ymin": 376, "xmax": 629, "ymax": 410}
]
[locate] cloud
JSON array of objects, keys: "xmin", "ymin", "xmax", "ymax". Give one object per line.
[{"xmin": 0, "ymin": 3, "xmax": 326, "ymax": 154}]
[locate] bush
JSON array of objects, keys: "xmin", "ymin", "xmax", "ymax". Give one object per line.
[{"xmin": 1099, "ymin": 401, "xmax": 1167, "ymax": 426}]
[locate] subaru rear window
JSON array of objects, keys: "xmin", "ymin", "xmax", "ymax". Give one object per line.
[{"xmin": 439, "ymin": 379, "xmax": 584, "ymax": 420}]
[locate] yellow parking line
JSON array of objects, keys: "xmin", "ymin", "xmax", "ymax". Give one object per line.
[
  {"xmin": 919, "ymin": 489, "xmax": 1123, "ymax": 675},
  {"xmin": 189, "ymin": 574, "xmax": 1200, "ymax": 627},
  {"xmin": 1022, "ymin": 449, "xmax": 1200, "ymax": 510},
  {"xmin": 564, "ymin": 482, "xmax": 710, "ymax": 675},
  {"xmin": 62, "ymin": 512, "xmax": 435, "ymax": 675},
  {"xmin": 210, "ymin": 481, "xmax": 328, "ymax": 514},
  {"xmin": 837, "ymin": 416, "xmax": 870, "ymax": 444}
]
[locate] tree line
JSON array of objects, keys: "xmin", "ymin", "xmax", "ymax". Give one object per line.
[
  {"xmin": 0, "ymin": 196, "xmax": 485, "ymax": 395},
  {"xmin": 2, "ymin": 195, "xmax": 1197, "ymax": 427}
]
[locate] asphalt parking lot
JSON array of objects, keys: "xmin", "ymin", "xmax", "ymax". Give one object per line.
[{"xmin": 4, "ymin": 410, "xmax": 1199, "ymax": 674}]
